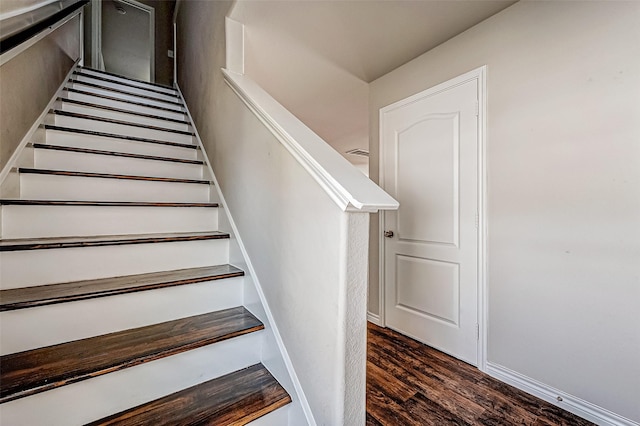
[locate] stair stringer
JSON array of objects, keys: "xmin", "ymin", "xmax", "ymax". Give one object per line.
[{"xmin": 177, "ymin": 88, "xmax": 313, "ymax": 426}]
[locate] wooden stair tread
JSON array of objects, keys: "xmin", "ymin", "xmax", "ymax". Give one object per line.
[
  {"xmin": 19, "ymin": 168, "xmax": 210, "ymax": 185},
  {"xmin": 33, "ymin": 143, "xmax": 203, "ymax": 165},
  {"xmin": 0, "ymin": 307, "xmax": 264, "ymax": 403},
  {"xmin": 58, "ymin": 97, "xmax": 190, "ymax": 125},
  {"xmin": 73, "ymin": 71, "xmax": 179, "ymax": 98},
  {"xmin": 78, "ymin": 66, "xmax": 176, "ymax": 91},
  {"xmin": 52, "ymin": 110, "xmax": 195, "ymax": 136},
  {"xmin": 0, "ymin": 265, "xmax": 243, "ymax": 311},
  {"xmin": 0, "ymin": 231, "xmax": 229, "ymax": 252},
  {"xmin": 87, "ymin": 363, "xmax": 291, "ymax": 426},
  {"xmin": 0, "ymin": 199, "xmax": 217, "ymax": 207},
  {"xmin": 44, "ymin": 125, "xmax": 197, "ymax": 149},
  {"xmin": 69, "ymin": 80, "xmax": 184, "ymax": 107},
  {"xmin": 63, "ymin": 88, "xmax": 184, "ymax": 114}
]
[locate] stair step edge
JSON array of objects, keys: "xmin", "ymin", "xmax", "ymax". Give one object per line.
[
  {"xmin": 58, "ymin": 97, "xmax": 191, "ymax": 125},
  {"xmin": 72, "ymin": 71, "xmax": 179, "ymax": 98},
  {"xmin": 0, "ymin": 199, "xmax": 217, "ymax": 207},
  {"xmin": 19, "ymin": 168, "xmax": 210, "ymax": 185},
  {"xmin": 68, "ymin": 79, "xmax": 184, "ymax": 108},
  {"xmin": 78, "ymin": 66, "xmax": 177, "ymax": 92},
  {"xmin": 44, "ymin": 125, "xmax": 198, "ymax": 149},
  {"xmin": 51, "ymin": 110, "xmax": 195, "ymax": 136},
  {"xmin": 86, "ymin": 363, "xmax": 291, "ymax": 426},
  {"xmin": 32, "ymin": 143, "xmax": 204, "ymax": 165},
  {"xmin": 63, "ymin": 88, "xmax": 185, "ymax": 114},
  {"xmin": 0, "ymin": 307, "xmax": 264, "ymax": 403},
  {"xmin": 0, "ymin": 231, "xmax": 229, "ymax": 252},
  {"xmin": 0, "ymin": 264, "xmax": 243, "ymax": 311}
]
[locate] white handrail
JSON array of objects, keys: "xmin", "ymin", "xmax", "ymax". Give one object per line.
[{"xmin": 222, "ymin": 69, "xmax": 399, "ymax": 213}]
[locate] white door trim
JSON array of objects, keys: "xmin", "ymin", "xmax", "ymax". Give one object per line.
[{"xmin": 377, "ymin": 65, "xmax": 488, "ymax": 371}]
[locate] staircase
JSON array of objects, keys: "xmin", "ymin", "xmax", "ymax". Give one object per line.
[{"xmin": 0, "ymin": 66, "xmax": 292, "ymax": 425}]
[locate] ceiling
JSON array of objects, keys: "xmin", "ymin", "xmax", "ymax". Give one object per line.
[{"xmin": 230, "ymin": 0, "xmax": 516, "ymax": 162}]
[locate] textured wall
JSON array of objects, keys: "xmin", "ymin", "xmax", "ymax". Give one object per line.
[
  {"xmin": 0, "ymin": 14, "xmax": 79, "ymax": 171},
  {"xmin": 369, "ymin": 1, "xmax": 640, "ymax": 421},
  {"xmin": 175, "ymin": 2, "xmax": 368, "ymax": 424}
]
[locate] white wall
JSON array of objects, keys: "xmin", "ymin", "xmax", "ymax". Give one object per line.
[
  {"xmin": 175, "ymin": 2, "xmax": 369, "ymax": 424},
  {"xmin": 0, "ymin": 0, "xmax": 56, "ymax": 19},
  {"xmin": 0, "ymin": 14, "xmax": 79, "ymax": 170},
  {"xmin": 369, "ymin": 1, "xmax": 640, "ymax": 422},
  {"xmin": 227, "ymin": 1, "xmax": 514, "ymax": 168}
]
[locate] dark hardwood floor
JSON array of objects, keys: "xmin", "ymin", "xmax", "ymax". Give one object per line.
[{"xmin": 367, "ymin": 323, "xmax": 594, "ymax": 426}]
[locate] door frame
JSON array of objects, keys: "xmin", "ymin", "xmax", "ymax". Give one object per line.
[
  {"xmin": 377, "ymin": 66, "xmax": 488, "ymax": 370},
  {"xmin": 91, "ymin": 0, "xmax": 155, "ymax": 81}
]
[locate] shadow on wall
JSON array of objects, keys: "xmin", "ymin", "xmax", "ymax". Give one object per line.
[{"xmin": 0, "ymin": 14, "xmax": 80, "ymax": 171}]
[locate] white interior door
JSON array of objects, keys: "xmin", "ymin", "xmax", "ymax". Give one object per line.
[
  {"xmin": 381, "ymin": 74, "xmax": 480, "ymax": 365},
  {"xmin": 100, "ymin": 0, "xmax": 154, "ymax": 82}
]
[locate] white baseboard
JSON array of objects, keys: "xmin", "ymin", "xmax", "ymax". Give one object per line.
[
  {"xmin": 367, "ymin": 312, "xmax": 382, "ymax": 326},
  {"xmin": 486, "ymin": 362, "xmax": 639, "ymax": 426}
]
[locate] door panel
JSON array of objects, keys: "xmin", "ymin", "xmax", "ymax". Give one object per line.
[
  {"xmin": 397, "ymin": 113, "xmax": 459, "ymax": 246},
  {"xmin": 396, "ymin": 255, "xmax": 460, "ymax": 325},
  {"xmin": 102, "ymin": 0, "xmax": 152, "ymax": 82},
  {"xmin": 382, "ymin": 77, "xmax": 479, "ymax": 365}
]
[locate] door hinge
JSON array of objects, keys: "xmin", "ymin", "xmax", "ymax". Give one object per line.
[{"xmin": 476, "ymin": 323, "xmax": 480, "ymax": 340}]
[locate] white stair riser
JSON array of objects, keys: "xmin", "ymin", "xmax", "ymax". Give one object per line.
[
  {"xmin": 247, "ymin": 406, "xmax": 290, "ymax": 426},
  {"xmin": 68, "ymin": 82, "xmax": 183, "ymax": 112},
  {"xmin": 64, "ymin": 91, "xmax": 186, "ymax": 121},
  {"xmin": 73, "ymin": 74, "xmax": 180, "ymax": 103},
  {"xmin": 45, "ymin": 129, "xmax": 197, "ymax": 160},
  {"xmin": 59, "ymin": 101, "xmax": 191, "ymax": 132},
  {"xmin": 20, "ymin": 173, "xmax": 210, "ymax": 202},
  {"xmin": 0, "ymin": 332, "xmax": 262, "ymax": 426},
  {"xmin": 78, "ymin": 69, "xmax": 177, "ymax": 96},
  {"xmin": 1, "ymin": 239, "xmax": 230, "ymax": 288},
  {"xmin": 52, "ymin": 114, "xmax": 195, "ymax": 145},
  {"xmin": 1, "ymin": 205, "xmax": 217, "ymax": 238},
  {"xmin": 1, "ymin": 276, "xmax": 244, "ymax": 355},
  {"xmin": 34, "ymin": 149, "xmax": 203, "ymax": 181}
]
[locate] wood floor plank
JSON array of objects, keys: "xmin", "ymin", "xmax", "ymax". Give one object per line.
[
  {"xmin": 0, "ymin": 265, "xmax": 243, "ymax": 311},
  {"xmin": 0, "ymin": 307, "xmax": 263, "ymax": 403},
  {"xmin": 0, "ymin": 231, "xmax": 229, "ymax": 252},
  {"xmin": 86, "ymin": 363, "xmax": 291, "ymax": 425},
  {"xmin": 403, "ymin": 392, "xmax": 473, "ymax": 426},
  {"xmin": 366, "ymin": 360, "xmax": 416, "ymax": 403},
  {"xmin": 368, "ymin": 341, "xmax": 486, "ymax": 424},
  {"xmin": 366, "ymin": 323, "xmax": 596, "ymax": 426},
  {"xmin": 366, "ymin": 380, "xmax": 423, "ymax": 426},
  {"xmin": 369, "ymin": 327, "xmax": 538, "ymax": 424},
  {"xmin": 366, "ymin": 412, "xmax": 384, "ymax": 426}
]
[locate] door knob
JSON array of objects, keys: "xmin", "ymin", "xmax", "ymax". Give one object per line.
[{"xmin": 384, "ymin": 230, "xmax": 394, "ymax": 238}]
